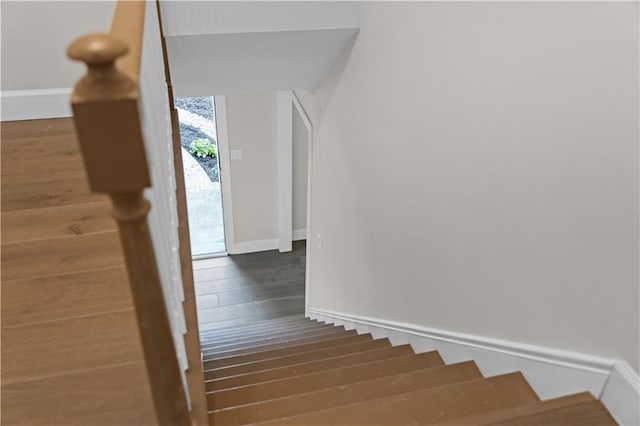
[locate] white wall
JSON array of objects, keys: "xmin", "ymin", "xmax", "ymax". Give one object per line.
[
  {"xmin": 165, "ymin": 29, "xmax": 358, "ymax": 97},
  {"xmin": 225, "ymin": 94, "xmax": 279, "ymax": 244},
  {"xmin": 1, "ymin": 1, "xmax": 115, "ymax": 91},
  {"xmin": 160, "ymin": 1, "xmax": 360, "ymax": 37},
  {"xmin": 300, "ymin": 2, "xmax": 639, "ymax": 372},
  {"xmin": 293, "ymin": 107, "xmax": 309, "ymax": 232},
  {"xmin": 223, "ymin": 93, "xmax": 309, "ymax": 248}
]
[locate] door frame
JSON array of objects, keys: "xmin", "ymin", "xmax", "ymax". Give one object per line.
[
  {"xmin": 290, "ymin": 91, "xmax": 313, "ymax": 315},
  {"xmin": 213, "ymin": 95, "xmax": 237, "ymax": 254}
]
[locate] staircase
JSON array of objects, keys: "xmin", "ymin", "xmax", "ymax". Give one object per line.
[{"xmin": 203, "ymin": 316, "xmax": 617, "ymax": 425}]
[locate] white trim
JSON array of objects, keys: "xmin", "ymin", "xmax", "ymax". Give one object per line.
[
  {"xmin": 228, "ymin": 238, "xmax": 278, "ymax": 255},
  {"xmin": 1, "ymin": 89, "xmax": 73, "ymax": 121},
  {"xmin": 214, "ymin": 95, "xmax": 236, "ymax": 255},
  {"xmin": 600, "ymin": 361, "xmax": 640, "ymax": 425},
  {"xmin": 276, "ymin": 91, "xmax": 293, "ymax": 253},
  {"xmin": 293, "ymin": 228, "xmax": 307, "ymax": 241},
  {"xmin": 307, "ymin": 307, "xmax": 638, "ymax": 423},
  {"xmin": 291, "ymin": 91, "xmax": 313, "ymax": 316}
]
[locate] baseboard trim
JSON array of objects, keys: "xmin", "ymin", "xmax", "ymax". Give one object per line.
[
  {"xmin": 1, "ymin": 89, "xmax": 73, "ymax": 121},
  {"xmin": 227, "ymin": 238, "xmax": 278, "ymax": 254},
  {"xmin": 307, "ymin": 307, "xmax": 638, "ymax": 425},
  {"xmin": 600, "ymin": 361, "xmax": 640, "ymax": 425},
  {"xmin": 228, "ymin": 232, "xmax": 305, "ymax": 254},
  {"xmin": 292, "ymin": 228, "xmax": 307, "ymax": 241}
]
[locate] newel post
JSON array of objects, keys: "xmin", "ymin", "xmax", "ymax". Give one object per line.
[{"xmin": 68, "ymin": 33, "xmax": 191, "ymax": 426}]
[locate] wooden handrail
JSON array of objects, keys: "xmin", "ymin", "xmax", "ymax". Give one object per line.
[{"xmin": 67, "ymin": 2, "xmax": 190, "ymax": 425}]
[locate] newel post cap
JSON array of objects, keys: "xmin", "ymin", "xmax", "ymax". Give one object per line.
[{"xmin": 68, "ymin": 32, "xmax": 129, "ymax": 66}]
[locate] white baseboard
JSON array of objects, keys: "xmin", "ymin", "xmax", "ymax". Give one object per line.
[
  {"xmin": 601, "ymin": 361, "xmax": 640, "ymax": 425},
  {"xmin": 227, "ymin": 232, "xmax": 306, "ymax": 254},
  {"xmin": 307, "ymin": 307, "xmax": 639, "ymax": 425},
  {"xmin": 293, "ymin": 228, "xmax": 307, "ymax": 241},
  {"xmin": 1, "ymin": 89, "xmax": 73, "ymax": 121},
  {"xmin": 227, "ymin": 238, "xmax": 278, "ymax": 254}
]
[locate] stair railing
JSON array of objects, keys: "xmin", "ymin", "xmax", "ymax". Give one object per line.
[{"xmin": 67, "ymin": 2, "xmax": 190, "ymax": 425}]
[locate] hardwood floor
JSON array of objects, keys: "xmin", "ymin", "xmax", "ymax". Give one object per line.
[
  {"xmin": 1, "ymin": 118, "xmax": 155, "ymax": 424},
  {"xmin": 193, "ymin": 241, "xmax": 306, "ymax": 332}
]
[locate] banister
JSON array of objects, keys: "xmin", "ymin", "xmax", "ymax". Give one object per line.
[{"xmin": 67, "ymin": 2, "xmax": 191, "ymax": 425}]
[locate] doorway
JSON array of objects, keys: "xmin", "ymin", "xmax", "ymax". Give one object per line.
[{"xmin": 175, "ymin": 96, "xmax": 226, "ymax": 258}]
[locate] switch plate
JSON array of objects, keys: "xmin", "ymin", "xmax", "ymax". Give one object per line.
[
  {"xmin": 230, "ymin": 149, "xmax": 243, "ymax": 160},
  {"xmin": 316, "ymin": 232, "xmax": 322, "ymax": 248}
]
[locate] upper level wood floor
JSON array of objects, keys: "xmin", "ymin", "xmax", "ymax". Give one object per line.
[{"xmin": 1, "ymin": 118, "xmax": 156, "ymax": 425}]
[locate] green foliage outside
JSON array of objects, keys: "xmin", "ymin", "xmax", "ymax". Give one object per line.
[{"xmin": 190, "ymin": 138, "xmax": 217, "ymax": 158}]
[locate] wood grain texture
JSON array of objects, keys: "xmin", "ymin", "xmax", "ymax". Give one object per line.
[
  {"xmin": 1, "ymin": 117, "xmax": 156, "ymax": 424},
  {"xmin": 203, "ymin": 328, "xmax": 355, "ymax": 359},
  {"xmin": 1, "ymin": 118, "xmax": 76, "ymax": 139},
  {"xmin": 207, "ymin": 351, "xmax": 444, "ymax": 410},
  {"xmin": 194, "ymin": 241, "xmax": 306, "ymax": 331},
  {"xmin": 211, "ymin": 361, "xmax": 482, "ymax": 425},
  {"xmin": 1, "ymin": 175, "xmax": 106, "ymax": 212},
  {"xmin": 261, "ymin": 373, "xmax": 539, "ymax": 425},
  {"xmin": 203, "ymin": 333, "xmax": 370, "ymax": 369},
  {"xmin": 204, "ymin": 338, "xmax": 392, "ymax": 380},
  {"xmin": 488, "ymin": 400, "xmax": 617, "ymax": 426},
  {"xmin": 435, "ymin": 392, "xmax": 595, "ymax": 425},
  {"xmin": 1, "ymin": 201, "xmax": 115, "ymax": 243},
  {"xmin": 200, "ymin": 323, "xmax": 332, "ymax": 348},
  {"xmin": 2, "ymin": 266, "xmax": 131, "ymax": 326},
  {"xmin": 1, "ymin": 362, "xmax": 155, "ymax": 426},
  {"xmin": 2, "ymin": 309, "xmax": 144, "ymax": 384},
  {"xmin": 1, "ymin": 231, "xmax": 125, "ymax": 281},
  {"xmin": 206, "ymin": 345, "xmax": 415, "ymax": 392},
  {"xmin": 1, "ymin": 134, "xmax": 86, "ymax": 180}
]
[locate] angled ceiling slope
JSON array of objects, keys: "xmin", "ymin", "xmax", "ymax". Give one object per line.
[{"xmin": 159, "ymin": 1, "xmax": 360, "ymax": 97}]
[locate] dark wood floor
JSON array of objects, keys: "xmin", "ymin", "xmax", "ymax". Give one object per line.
[{"xmin": 193, "ymin": 241, "xmax": 306, "ymax": 333}]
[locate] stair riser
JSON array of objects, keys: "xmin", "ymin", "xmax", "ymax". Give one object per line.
[
  {"xmin": 260, "ymin": 373, "xmax": 540, "ymax": 425},
  {"xmin": 203, "ymin": 333, "xmax": 373, "ymax": 369},
  {"xmin": 210, "ymin": 361, "xmax": 482, "ymax": 425},
  {"xmin": 200, "ymin": 321, "xmax": 320, "ymax": 341},
  {"xmin": 201, "ymin": 326, "xmax": 346, "ymax": 354},
  {"xmin": 200, "ymin": 323, "xmax": 331, "ymax": 346},
  {"xmin": 206, "ymin": 345, "xmax": 416, "ymax": 391},
  {"xmin": 204, "ymin": 338, "xmax": 391, "ymax": 380},
  {"xmin": 208, "ymin": 351, "xmax": 445, "ymax": 409},
  {"xmin": 203, "ymin": 330, "xmax": 358, "ymax": 361}
]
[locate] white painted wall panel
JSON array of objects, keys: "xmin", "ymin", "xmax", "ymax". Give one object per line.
[
  {"xmin": 160, "ymin": 1, "xmax": 359, "ymax": 37},
  {"xmin": 293, "ymin": 107, "xmax": 309, "ymax": 231},
  {"xmin": 166, "ymin": 29, "xmax": 358, "ymax": 97},
  {"xmin": 300, "ymin": 2, "xmax": 639, "ymax": 372},
  {"xmin": 225, "ymin": 94, "xmax": 279, "ymax": 244},
  {"xmin": 139, "ymin": 0, "xmax": 188, "ymax": 386},
  {"xmin": 1, "ymin": 1, "xmax": 115, "ymax": 90}
]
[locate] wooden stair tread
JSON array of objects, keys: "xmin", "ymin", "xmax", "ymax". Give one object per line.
[
  {"xmin": 201, "ymin": 325, "xmax": 345, "ymax": 354},
  {"xmin": 257, "ymin": 372, "xmax": 539, "ymax": 425},
  {"xmin": 207, "ymin": 344, "xmax": 415, "ymax": 391},
  {"xmin": 205, "ymin": 338, "xmax": 392, "ymax": 380},
  {"xmin": 489, "ymin": 399, "xmax": 617, "ymax": 426},
  {"xmin": 203, "ymin": 329, "xmax": 357, "ymax": 360},
  {"xmin": 199, "ymin": 315, "xmax": 311, "ymax": 337},
  {"xmin": 200, "ymin": 322, "xmax": 329, "ymax": 346},
  {"xmin": 204, "ymin": 333, "xmax": 373, "ymax": 369},
  {"xmin": 207, "ymin": 351, "xmax": 444, "ymax": 409},
  {"xmin": 435, "ymin": 391, "xmax": 595, "ymax": 425},
  {"xmin": 211, "ymin": 360, "xmax": 482, "ymax": 425}
]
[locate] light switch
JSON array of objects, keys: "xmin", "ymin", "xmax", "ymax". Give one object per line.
[{"xmin": 230, "ymin": 149, "xmax": 243, "ymax": 160}]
